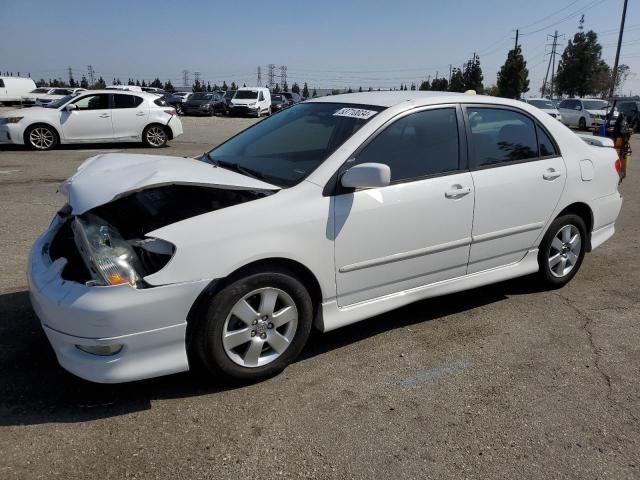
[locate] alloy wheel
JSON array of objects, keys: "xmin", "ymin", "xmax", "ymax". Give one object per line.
[
  {"xmin": 146, "ymin": 126, "xmax": 166, "ymax": 147},
  {"xmin": 548, "ymin": 225, "xmax": 581, "ymax": 278},
  {"xmin": 29, "ymin": 127, "xmax": 55, "ymax": 150},
  {"xmin": 222, "ymin": 287, "xmax": 298, "ymax": 368}
]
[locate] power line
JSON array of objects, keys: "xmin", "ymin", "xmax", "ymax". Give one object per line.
[{"xmin": 520, "ymin": 0, "xmax": 605, "ymax": 36}]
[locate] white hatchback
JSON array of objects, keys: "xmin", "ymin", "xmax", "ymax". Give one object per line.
[
  {"xmin": 0, "ymin": 90, "xmax": 183, "ymax": 150},
  {"xmin": 28, "ymin": 92, "xmax": 623, "ymax": 383}
]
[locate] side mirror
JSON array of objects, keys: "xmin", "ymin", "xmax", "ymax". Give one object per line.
[
  {"xmin": 341, "ymin": 163, "xmax": 391, "ymax": 189},
  {"xmin": 64, "ymin": 103, "xmax": 77, "ymax": 112}
]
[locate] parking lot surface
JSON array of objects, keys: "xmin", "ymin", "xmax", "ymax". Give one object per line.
[{"xmin": 1, "ymin": 113, "xmax": 639, "ymax": 479}]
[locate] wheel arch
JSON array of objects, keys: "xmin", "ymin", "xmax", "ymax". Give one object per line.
[
  {"xmin": 556, "ymin": 202, "xmax": 594, "ymax": 250},
  {"xmin": 185, "ymin": 257, "xmax": 324, "ymax": 359},
  {"xmin": 23, "ymin": 122, "xmax": 62, "ymax": 145},
  {"xmin": 144, "ymin": 122, "xmax": 173, "ymax": 141}
]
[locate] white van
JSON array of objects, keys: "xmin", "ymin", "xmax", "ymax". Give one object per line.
[
  {"xmin": 0, "ymin": 77, "xmax": 37, "ymax": 105},
  {"xmin": 229, "ymin": 87, "xmax": 271, "ymax": 117}
]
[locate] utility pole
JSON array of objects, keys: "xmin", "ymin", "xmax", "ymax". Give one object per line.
[
  {"xmin": 68, "ymin": 66, "xmax": 73, "ymax": 85},
  {"xmin": 609, "ymin": 0, "xmax": 628, "ymax": 99},
  {"xmin": 256, "ymin": 66, "xmax": 262, "ymax": 87},
  {"xmin": 181, "ymin": 69, "xmax": 190, "ymax": 87},
  {"xmin": 448, "ymin": 65, "xmax": 452, "ymax": 86},
  {"xmin": 541, "ymin": 31, "xmax": 558, "ymax": 97},
  {"xmin": 87, "ymin": 65, "xmax": 95, "ymax": 86},
  {"xmin": 514, "ymin": 29, "xmax": 519, "ymax": 50},
  {"xmin": 267, "ymin": 64, "xmax": 276, "ymax": 89},
  {"xmin": 550, "ymin": 32, "xmax": 558, "ymax": 98}
]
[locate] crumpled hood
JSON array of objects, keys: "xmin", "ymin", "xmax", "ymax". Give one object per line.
[{"xmin": 62, "ymin": 153, "xmax": 280, "ymax": 215}]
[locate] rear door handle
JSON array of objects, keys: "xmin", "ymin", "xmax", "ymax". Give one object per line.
[
  {"xmin": 136, "ymin": 112, "xmax": 145, "ymax": 116},
  {"xmin": 98, "ymin": 114, "xmax": 110, "ymax": 118},
  {"xmin": 444, "ymin": 185, "xmax": 472, "ymax": 199},
  {"xmin": 543, "ymin": 168, "xmax": 562, "ymax": 180}
]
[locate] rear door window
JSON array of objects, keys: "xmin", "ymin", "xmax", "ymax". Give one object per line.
[
  {"xmin": 467, "ymin": 107, "xmax": 538, "ymax": 168},
  {"xmin": 113, "ymin": 94, "xmax": 143, "ymax": 108}
]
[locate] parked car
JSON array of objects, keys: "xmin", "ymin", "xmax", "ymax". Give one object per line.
[
  {"xmin": 105, "ymin": 85, "xmax": 143, "ymax": 92},
  {"xmin": 22, "ymin": 88, "xmax": 86, "ymax": 107},
  {"xmin": 558, "ymin": 98, "xmax": 616, "ymax": 130},
  {"xmin": 616, "ymin": 100, "xmax": 640, "ymax": 132},
  {"xmin": 0, "ymin": 77, "xmax": 37, "ymax": 105},
  {"xmin": 229, "ymin": 87, "xmax": 271, "ymax": 117},
  {"xmin": 270, "ymin": 93, "xmax": 289, "ymax": 112},
  {"xmin": 172, "ymin": 91, "xmax": 193, "ymax": 105},
  {"xmin": 280, "ymin": 91, "xmax": 302, "ymax": 105},
  {"xmin": 27, "ymin": 91, "xmax": 622, "ymax": 384},
  {"xmin": 0, "ymin": 90, "xmax": 182, "ymax": 150},
  {"xmin": 155, "ymin": 92, "xmax": 188, "ymax": 115},
  {"xmin": 182, "ymin": 92, "xmax": 227, "ymax": 116},
  {"xmin": 524, "ymin": 98, "xmax": 561, "ymax": 121},
  {"xmin": 141, "ymin": 87, "xmax": 166, "ymax": 95},
  {"xmin": 223, "ymin": 90, "xmax": 236, "ymax": 109}
]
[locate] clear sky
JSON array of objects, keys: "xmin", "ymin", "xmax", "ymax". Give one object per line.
[{"xmin": 1, "ymin": 0, "xmax": 638, "ymax": 95}]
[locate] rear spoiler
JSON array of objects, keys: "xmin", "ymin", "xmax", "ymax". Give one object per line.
[{"xmin": 576, "ymin": 133, "xmax": 615, "ymax": 148}]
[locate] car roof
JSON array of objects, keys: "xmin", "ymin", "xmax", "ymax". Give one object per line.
[
  {"xmin": 76, "ymin": 89, "xmax": 158, "ymax": 99},
  {"xmin": 309, "ymin": 91, "xmax": 495, "ymax": 108}
]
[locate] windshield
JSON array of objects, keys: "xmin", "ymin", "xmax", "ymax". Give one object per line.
[
  {"xmin": 204, "ymin": 103, "xmax": 384, "ymax": 188},
  {"xmin": 583, "ymin": 100, "xmax": 609, "ymax": 110},
  {"xmin": 272, "ymin": 94, "xmax": 284, "ymax": 101},
  {"xmin": 224, "ymin": 91, "xmax": 235, "ymax": 99},
  {"xmin": 45, "ymin": 94, "xmax": 78, "ymax": 108},
  {"xmin": 31, "ymin": 88, "xmax": 50, "ymax": 93},
  {"xmin": 191, "ymin": 93, "xmax": 215, "ymax": 100},
  {"xmin": 234, "ymin": 90, "xmax": 258, "ymax": 100},
  {"xmin": 528, "ymin": 99, "xmax": 555, "ymax": 109}
]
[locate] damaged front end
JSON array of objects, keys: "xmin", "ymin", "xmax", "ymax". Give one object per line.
[{"xmin": 49, "ymin": 184, "xmax": 273, "ymax": 289}]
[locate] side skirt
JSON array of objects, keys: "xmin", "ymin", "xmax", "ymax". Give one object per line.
[{"xmin": 318, "ymin": 249, "xmax": 540, "ymax": 332}]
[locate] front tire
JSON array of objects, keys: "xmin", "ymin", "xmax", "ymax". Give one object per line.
[
  {"xmin": 537, "ymin": 214, "xmax": 587, "ymax": 288},
  {"xmin": 25, "ymin": 124, "xmax": 58, "ymax": 150},
  {"xmin": 578, "ymin": 117, "xmax": 587, "ymax": 131},
  {"xmin": 142, "ymin": 124, "xmax": 168, "ymax": 148},
  {"xmin": 195, "ymin": 268, "xmax": 313, "ymax": 382}
]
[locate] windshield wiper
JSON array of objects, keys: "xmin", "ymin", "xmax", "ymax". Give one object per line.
[{"xmin": 211, "ymin": 157, "xmax": 266, "ymax": 182}]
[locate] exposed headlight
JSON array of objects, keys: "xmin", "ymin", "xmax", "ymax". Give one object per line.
[
  {"xmin": 0, "ymin": 117, "xmax": 24, "ymax": 124},
  {"xmin": 72, "ymin": 214, "xmax": 145, "ymax": 287}
]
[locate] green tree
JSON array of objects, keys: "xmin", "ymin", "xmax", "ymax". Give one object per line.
[
  {"xmin": 230, "ymin": 81, "xmax": 237, "ymax": 90},
  {"xmin": 368, "ymin": 86, "xmax": 372, "ymax": 91},
  {"xmin": 222, "ymin": 81, "xmax": 228, "ymax": 91},
  {"xmin": 274, "ymin": 83, "xmax": 281, "ymax": 93},
  {"xmin": 141, "ymin": 80, "xmax": 148, "ymax": 88},
  {"xmin": 312, "ymin": 87, "xmax": 317, "ymax": 97},
  {"xmin": 80, "ymin": 76, "xmax": 89, "ymax": 89},
  {"xmin": 431, "ymin": 77, "xmax": 448, "ymax": 90},
  {"xmin": 358, "ymin": 86, "xmax": 363, "ymax": 92},
  {"xmin": 164, "ymin": 80, "xmax": 174, "ymax": 92},
  {"xmin": 555, "ymin": 30, "xmax": 608, "ymax": 97},
  {"xmin": 95, "ymin": 76, "xmax": 106, "ymax": 89},
  {"xmin": 410, "ymin": 82, "xmax": 416, "ymax": 91},
  {"xmin": 419, "ymin": 80, "xmax": 430, "ymax": 91},
  {"xmin": 36, "ymin": 78, "xmax": 48, "ymax": 87},
  {"xmin": 449, "ymin": 68, "xmax": 465, "ymax": 92},
  {"xmin": 150, "ymin": 78, "xmax": 163, "ymax": 89},
  {"xmin": 283, "ymin": 82, "xmax": 289, "ymax": 92},
  {"xmin": 463, "ymin": 55, "xmax": 484, "ymax": 93},
  {"xmin": 206, "ymin": 82, "xmax": 211, "ymax": 92},
  {"xmin": 291, "ymin": 82, "xmax": 300, "ymax": 94},
  {"xmin": 302, "ymin": 82, "xmax": 310, "ymax": 98},
  {"xmin": 496, "ymin": 45, "xmax": 529, "ymax": 99}
]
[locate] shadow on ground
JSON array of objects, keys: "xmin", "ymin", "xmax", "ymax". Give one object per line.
[{"xmin": 0, "ymin": 277, "xmax": 545, "ymax": 426}]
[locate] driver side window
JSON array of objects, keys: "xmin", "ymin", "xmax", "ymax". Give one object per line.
[{"xmin": 73, "ymin": 94, "xmax": 110, "ymax": 110}]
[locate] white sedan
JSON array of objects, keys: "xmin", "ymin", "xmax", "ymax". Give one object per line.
[
  {"xmin": 28, "ymin": 92, "xmax": 622, "ymax": 383},
  {"xmin": 0, "ymin": 90, "xmax": 183, "ymax": 149},
  {"xmin": 524, "ymin": 98, "xmax": 561, "ymax": 121}
]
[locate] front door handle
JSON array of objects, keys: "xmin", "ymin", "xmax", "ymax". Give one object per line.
[
  {"xmin": 136, "ymin": 112, "xmax": 145, "ymax": 116},
  {"xmin": 98, "ymin": 114, "xmax": 110, "ymax": 118},
  {"xmin": 543, "ymin": 168, "xmax": 562, "ymax": 180},
  {"xmin": 444, "ymin": 185, "xmax": 472, "ymax": 199}
]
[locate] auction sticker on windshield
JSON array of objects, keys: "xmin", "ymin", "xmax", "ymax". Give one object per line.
[{"xmin": 333, "ymin": 108, "xmax": 378, "ymax": 120}]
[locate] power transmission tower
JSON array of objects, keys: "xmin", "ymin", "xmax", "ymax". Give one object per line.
[
  {"xmin": 193, "ymin": 71, "xmax": 201, "ymax": 84},
  {"xmin": 609, "ymin": 0, "xmax": 628, "ymax": 98},
  {"xmin": 182, "ymin": 69, "xmax": 191, "ymax": 87},
  {"xmin": 541, "ymin": 31, "xmax": 564, "ymax": 98},
  {"xmin": 267, "ymin": 64, "xmax": 276, "ymax": 89},
  {"xmin": 68, "ymin": 66, "xmax": 73, "ymax": 85},
  {"xmin": 256, "ymin": 66, "xmax": 262, "ymax": 86},
  {"xmin": 87, "ymin": 65, "xmax": 95, "ymax": 86},
  {"xmin": 279, "ymin": 65, "xmax": 287, "ymax": 88}
]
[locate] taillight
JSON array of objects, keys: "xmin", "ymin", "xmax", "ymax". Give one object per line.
[
  {"xmin": 164, "ymin": 109, "xmax": 176, "ymax": 116},
  {"xmin": 615, "ymin": 158, "xmax": 622, "ymax": 174}
]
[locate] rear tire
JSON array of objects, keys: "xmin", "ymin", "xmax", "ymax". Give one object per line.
[
  {"xmin": 194, "ymin": 268, "xmax": 313, "ymax": 382},
  {"xmin": 537, "ymin": 214, "xmax": 587, "ymax": 288},
  {"xmin": 25, "ymin": 124, "xmax": 58, "ymax": 150},
  {"xmin": 142, "ymin": 124, "xmax": 168, "ymax": 148}
]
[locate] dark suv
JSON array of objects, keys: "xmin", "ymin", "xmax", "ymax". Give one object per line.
[{"xmin": 617, "ymin": 101, "xmax": 640, "ymax": 132}]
